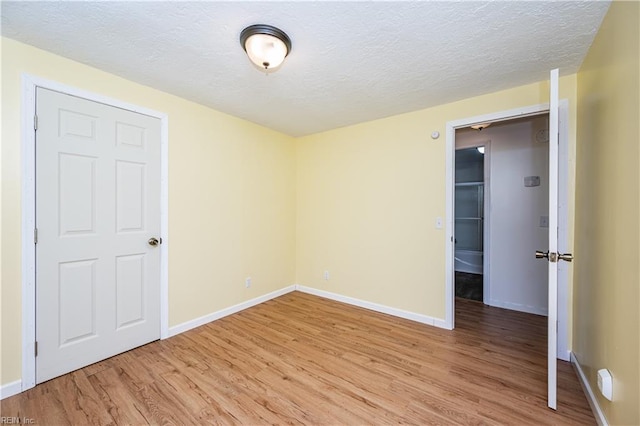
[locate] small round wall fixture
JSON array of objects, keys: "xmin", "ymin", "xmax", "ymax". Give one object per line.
[{"xmin": 240, "ymin": 24, "xmax": 292, "ymax": 72}]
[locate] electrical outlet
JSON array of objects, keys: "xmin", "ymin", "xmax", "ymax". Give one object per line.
[
  {"xmin": 597, "ymin": 369, "xmax": 613, "ymax": 401},
  {"xmin": 540, "ymin": 215, "xmax": 549, "ymax": 228},
  {"xmin": 323, "ymin": 270, "xmax": 330, "ymax": 280},
  {"xmin": 245, "ymin": 277, "xmax": 251, "ymax": 288}
]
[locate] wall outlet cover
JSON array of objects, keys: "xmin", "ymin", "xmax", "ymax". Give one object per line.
[{"xmin": 597, "ymin": 369, "xmax": 613, "ymax": 401}]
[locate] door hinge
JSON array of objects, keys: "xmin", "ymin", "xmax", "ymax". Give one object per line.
[
  {"xmin": 34, "ymin": 341, "xmax": 38, "ymax": 357},
  {"xmin": 34, "ymin": 228, "xmax": 38, "ymax": 245},
  {"xmin": 34, "ymin": 114, "xmax": 38, "ymax": 131}
]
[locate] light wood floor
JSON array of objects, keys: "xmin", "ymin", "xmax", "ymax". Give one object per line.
[{"xmin": 2, "ymin": 292, "xmax": 594, "ymax": 425}]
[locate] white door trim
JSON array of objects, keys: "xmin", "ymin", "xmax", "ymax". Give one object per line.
[
  {"xmin": 20, "ymin": 74, "xmax": 170, "ymax": 391},
  {"xmin": 444, "ymin": 101, "xmax": 571, "ymax": 361}
]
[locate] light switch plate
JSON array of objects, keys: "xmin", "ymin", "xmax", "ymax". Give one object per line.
[{"xmin": 540, "ymin": 216, "xmax": 549, "ymax": 228}]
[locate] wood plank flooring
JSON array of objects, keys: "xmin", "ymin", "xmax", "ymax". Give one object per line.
[{"xmin": 1, "ymin": 292, "xmax": 595, "ymax": 425}]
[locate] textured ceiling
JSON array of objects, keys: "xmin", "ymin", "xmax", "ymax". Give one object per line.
[{"xmin": 1, "ymin": 1, "xmax": 610, "ymax": 137}]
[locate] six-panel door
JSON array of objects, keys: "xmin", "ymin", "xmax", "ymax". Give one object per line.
[{"xmin": 35, "ymin": 88, "xmax": 161, "ymax": 383}]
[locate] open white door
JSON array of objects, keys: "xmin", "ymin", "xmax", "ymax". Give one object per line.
[
  {"xmin": 547, "ymin": 68, "xmax": 559, "ymax": 410},
  {"xmin": 536, "ymin": 68, "xmax": 573, "ymax": 409}
]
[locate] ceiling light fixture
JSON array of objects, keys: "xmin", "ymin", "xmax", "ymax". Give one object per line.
[
  {"xmin": 240, "ymin": 24, "xmax": 292, "ymax": 72},
  {"xmin": 470, "ymin": 123, "xmax": 491, "ymax": 131}
]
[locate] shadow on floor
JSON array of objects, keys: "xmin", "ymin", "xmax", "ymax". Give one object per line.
[{"xmin": 455, "ymin": 271, "xmax": 483, "ymax": 301}]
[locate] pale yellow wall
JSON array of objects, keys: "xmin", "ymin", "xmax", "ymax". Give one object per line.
[
  {"xmin": 296, "ymin": 75, "xmax": 577, "ymax": 320},
  {"xmin": 1, "ymin": 38, "xmax": 297, "ymax": 385},
  {"xmin": 1, "ymin": 35, "xmax": 585, "ymax": 394},
  {"xmin": 574, "ymin": 1, "xmax": 640, "ymax": 424}
]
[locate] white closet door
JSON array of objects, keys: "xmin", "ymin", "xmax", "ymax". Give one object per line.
[{"xmin": 36, "ymin": 88, "xmax": 161, "ymax": 383}]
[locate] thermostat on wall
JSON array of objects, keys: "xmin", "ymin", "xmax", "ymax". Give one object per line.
[{"xmin": 524, "ymin": 176, "xmax": 540, "ymax": 187}]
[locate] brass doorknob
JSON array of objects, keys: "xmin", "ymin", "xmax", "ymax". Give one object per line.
[
  {"xmin": 148, "ymin": 237, "xmax": 159, "ymax": 247},
  {"xmin": 535, "ymin": 250, "xmax": 549, "ymax": 260},
  {"xmin": 558, "ymin": 252, "xmax": 574, "ymax": 262}
]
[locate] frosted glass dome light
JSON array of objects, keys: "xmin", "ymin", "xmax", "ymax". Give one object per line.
[{"xmin": 240, "ymin": 25, "xmax": 292, "ymax": 72}]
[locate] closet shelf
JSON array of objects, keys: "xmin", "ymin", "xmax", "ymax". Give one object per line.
[{"xmin": 455, "ymin": 181, "xmax": 484, "ymax": 186}]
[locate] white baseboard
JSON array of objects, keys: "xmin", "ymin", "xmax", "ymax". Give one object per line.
[
  {"xmin": 0, "ymin": 380, "xmax": 22, "ymax": 400},
  {"xmin": 295, "ymin": 285, "xmax": 448, "ymax": 329},
  {"xmin": 169, "ymin": 283, "xmax": 449, "ymax": 338},
  {"xmin": 571, "ymin": 352, "xmax": 608, "ymax": 426},
  {"xmin": 488, "ymin": 299, "xmax": 548, "ymax": 316},
  {"xmin": 167, "ymin": 285, "xmax": 296, "ymax": 337}
]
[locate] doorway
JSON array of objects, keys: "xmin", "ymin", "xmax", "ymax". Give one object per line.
[
  {"xmin": 444, "ymin": 101, "xmax": 570, "ymax": 361},
  {"xmin": 454, "ymin": 146, "xmax": 486, "ymax": 302},
  {"xmin": 455, "ymin": 116, "xmax": 551, "ymax": 313},
  {"xmin": 21, "ymin": 75, "xmax": 170, "ymax": 391}
]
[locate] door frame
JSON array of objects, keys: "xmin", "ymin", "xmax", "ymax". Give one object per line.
[
  {"xmin": 20, "ymin": 74, "xmax": 170, "ymax": 391},
  {"xmin": 444, "ymin": 100, "xmax": 570, "ymax": 361}
]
